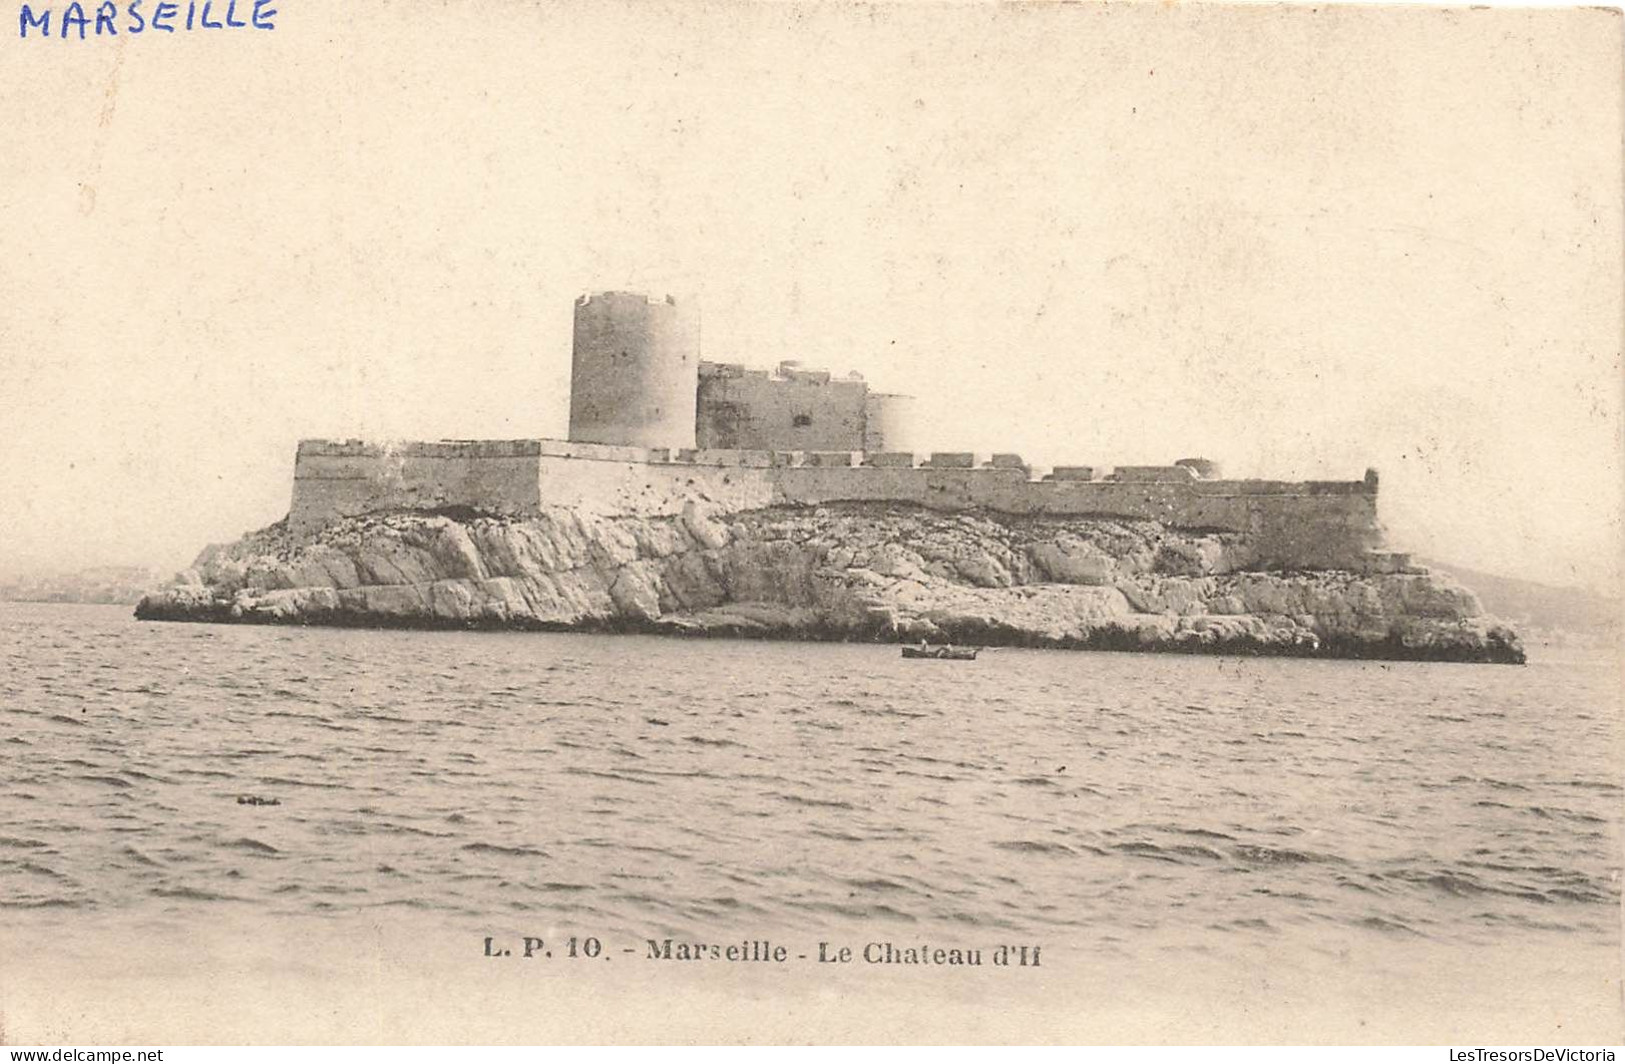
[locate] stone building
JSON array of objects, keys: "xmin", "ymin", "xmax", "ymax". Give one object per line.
[
  {"xmin": 286, "ymin": 290, "xmax": 1383, "ymax": 571},
  {"xmin": 566, "ymin": 290, "xmax": 916, "ymax": 454},
  {"xmin": 695, "ymin": 360, "xmax": 915, "ymax": 452}
]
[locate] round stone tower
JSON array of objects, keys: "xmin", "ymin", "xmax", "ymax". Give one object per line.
[
  {"xmin": 862, "ymin": 392, "xmax": 916, "ymax": 453},
  {"xmin": 568, "ymin": 291, "xmax": 699, "ymax": 451}
]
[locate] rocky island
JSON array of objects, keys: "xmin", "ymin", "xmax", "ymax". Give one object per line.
[
  {"xmin": 138, "ymin": 502, "xmax": 1522, "ymax": 662},
  {"xmin": 136, "ymin": 291, "xmax": 1524, "ymax": 664}
]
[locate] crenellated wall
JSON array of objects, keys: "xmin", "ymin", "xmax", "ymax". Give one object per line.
[{"xmin": 288, "ymin": 439, "xmax": 1383, "ymax": 569}]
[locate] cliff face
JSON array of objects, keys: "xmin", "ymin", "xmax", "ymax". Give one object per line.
[{"xmin": 136, "ymin": 503, "xmax": 1525, "ymax": 664}]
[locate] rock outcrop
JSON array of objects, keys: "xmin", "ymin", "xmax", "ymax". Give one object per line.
[{"xmin": 135, "ymin": 503, "xmax": 1525, "ymax": 663}]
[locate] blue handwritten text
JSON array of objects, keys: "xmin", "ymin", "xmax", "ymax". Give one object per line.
[{"xmin": 18, "ymin": 0, "xmax": 276, "ymax": 37}]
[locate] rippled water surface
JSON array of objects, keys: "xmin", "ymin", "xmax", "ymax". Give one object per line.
[{"xmin": 3, "ymin": 603, "xmax": 1621, "ymax": 1039}]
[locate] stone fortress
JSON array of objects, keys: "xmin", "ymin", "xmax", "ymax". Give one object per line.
[
  {"xmin": 289, "ymin": 290, "xmax": 1404, "ymax": 573},
  {"xmin": 142, "ymin": 287, "xmax": 1519, "ymax": 663}
]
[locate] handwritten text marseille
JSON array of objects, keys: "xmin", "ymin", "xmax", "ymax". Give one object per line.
[{"xmin": 19, "ymin": 1, "xmax": 275, "ymax": 38}]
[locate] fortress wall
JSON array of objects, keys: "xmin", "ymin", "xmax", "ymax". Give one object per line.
[
  {"xmin": 290, "ymin": 442, "xmax": 783, "ymax": 531},
  {"xmin": 766, "ymin": 469, "xmax": 1378, "ymax": 566},
  {"xmin": 1111, "ymin": 466, "xmax": 1198, "ymax": 482},
  {"xmin": 288, "ymin": 438, "xmax": 1382, "ymax": 568},
  {"xmin": 535, "ymin": 454, "xmax": 776, "ymax": 516},
  {"xmin": 770, "ymin": 466, "xmax": 1029, "ymax": 509},
  {"xmin": 1013, "ymin": 480, "xmax": 1254, "ymax": 524},
  {"xmin": 1246, "ymin": 492, "xmax": 1382, "ymax": 569},
  {"xmin": 290, "ymin": 447, "xmax": 543, "ymax": 532}
]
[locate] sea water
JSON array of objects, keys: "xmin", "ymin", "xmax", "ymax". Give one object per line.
[{"xmin": 2, "ymin": 603, "xmax": 1619, "ymax": 1042}]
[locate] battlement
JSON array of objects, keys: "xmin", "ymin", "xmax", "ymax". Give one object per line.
[
  {"xmin": 296, "ymin": 439, "xmax": 546, "ymax": 459},
  {"xmin": 294, "ymin": 437, "xmax": 1380, "ymax": 486},
  {"xmin": 576, "ymin": 290, "xmax": 678, "ymax": 308},
  {"xmin": 699, "ymin": 359, "xmax": 867, "ymax": 387},
  {"xmin": 1110, "ymin": 465, "xmax": 1199, "ymax": 482}
]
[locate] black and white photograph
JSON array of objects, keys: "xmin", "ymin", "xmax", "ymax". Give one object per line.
[{"xmin": 1, "ymin": 0, "xmax": 1620, "ymax": 1045}]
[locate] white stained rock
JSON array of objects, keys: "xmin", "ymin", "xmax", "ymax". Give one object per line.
[
  {"xmin": 680, "ymin": 500, "xmax": 732, "ymax": 550},
  {"xmin": 144, "ymin": 503, "xmax": 1521, "ymax": 662},
  {"xmin": 608, "ymin": 563, "xmax": 664, "ymax": 621}
]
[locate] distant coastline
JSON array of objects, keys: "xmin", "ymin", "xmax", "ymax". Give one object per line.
[
  {"xmin": 1, "ymin": 566, "xmax": 161, "ymax": 606},
  {"xmin": 1416, "ymin": 558, "xmax": 1621, "ymax": 636}
]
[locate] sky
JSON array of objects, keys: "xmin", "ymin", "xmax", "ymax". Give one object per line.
[{"xmin": 1, "ymin": 1, "xmax": 1620, "ymax": 591}]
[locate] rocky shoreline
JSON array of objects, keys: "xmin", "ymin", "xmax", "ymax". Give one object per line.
[{"xmin": 136, "ymin": 503, "xmax": 1526, "ymax": 664}]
